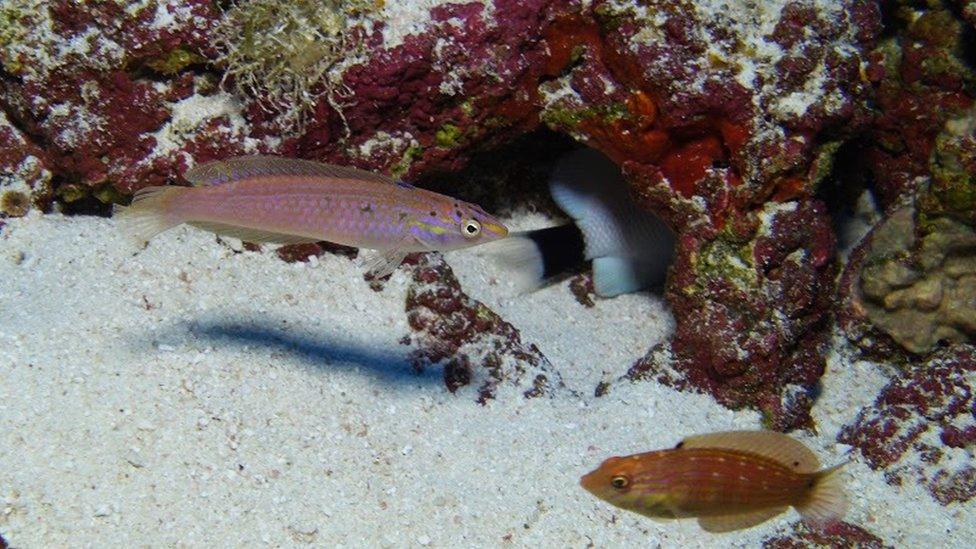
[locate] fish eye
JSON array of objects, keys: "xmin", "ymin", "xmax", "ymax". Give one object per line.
[
  {"xmin": 461, "ymin": 219, "xmax": 481, "ymax": 239},
  {"xmin": 610, "ymin": 475, "xmax": 629, "ymax": 489}
]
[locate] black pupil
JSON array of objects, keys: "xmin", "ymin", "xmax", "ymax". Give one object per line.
[{"xmin": 466, "ymin": 224, "xmax": 477, "ymax": 233}]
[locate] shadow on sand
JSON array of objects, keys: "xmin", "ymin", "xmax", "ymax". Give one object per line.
[{"xmin": 153, "ymin": 319, "xmax": 441, "ymax": 389}]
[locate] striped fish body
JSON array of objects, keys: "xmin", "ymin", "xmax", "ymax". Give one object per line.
[
  {"xmin": 115, "ymin": 156, "xmax": 508, "ymax": 278},
  {"xmin": 605, "ymin": 448, "xmax": 814, "ymax": 517},
  {"xmin": 168, "ymin": 175, "xmax": 491, "ymax": 252},
  {"xmin": 580, "ymin": 430, "xmax": 848, "ymax": 533}
]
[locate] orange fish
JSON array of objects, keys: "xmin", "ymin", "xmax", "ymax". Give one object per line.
[{"xmin": 580, "ymin": 430, "xmax": 847, "ymax": 533}]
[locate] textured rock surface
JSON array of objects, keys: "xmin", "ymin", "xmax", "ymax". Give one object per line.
[
  {"xmin": 837, "ymin": 1, "xmax": 976, "ymax": 359},
  {"xmin": 402, "ymin": 253, "xmax": 563, "ymax": 402},
  {"xmin": 0, "ymin": 0, "xmax": 267, "ymax": 206},
  {"xmin": 853, "ymin": 1, "xmax": 975, "ymax": 207},
  {"xmin": 838, "ymin": 345, "xmax": 976, "ymax": 505},
  {"xmin": 761, "ymin": 521, "xmax": 891, "ymax": 549},
  {"xmin": 627, "ymin": 200, "xmax": 836, "ymax": 430},
  {"xmin": 843, "ymin": 206, "xmax": 976, "ymax": 355}
]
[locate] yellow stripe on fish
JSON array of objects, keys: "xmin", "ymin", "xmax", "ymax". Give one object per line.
[{"xmin": 114, "ymin": 156, "xmax": 508, "ymax": 277}]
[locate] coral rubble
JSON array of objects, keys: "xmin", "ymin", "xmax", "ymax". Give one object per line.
[
  {"xmin": 838, "ymin": 345, "xmax": 976, "ymax": 505},
  {"xmin": 762, "ymin": 521, "xmax": 892, "ymax": 549},
  {"xmin": 401, "ymin": 253, "xmax": 563, "ymax": 402}
]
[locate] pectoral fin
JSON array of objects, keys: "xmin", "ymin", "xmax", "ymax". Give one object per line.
[
  {"xmin": 361, "ymin": 232, "xmax": 433, "ymax": 279},
  {"xmin": 363, "ymin": 248, "xmax": 409, "ymax": 279}
]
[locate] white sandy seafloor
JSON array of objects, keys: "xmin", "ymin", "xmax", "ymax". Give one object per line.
[{"xmin": 0, "ymin": 212, "xmax": 972, "ymax": 548}]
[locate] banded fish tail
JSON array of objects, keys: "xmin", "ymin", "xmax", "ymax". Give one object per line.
[
  {"xmin": 114, "ymin": 186, "xmax": 189, "ymax": 245},
  {"xmin": 796, "ymin": 462, "xmax": 849, "ymax": 528},
  {"xmin": 484, "ymin": 224, "xmax": 586, "ymax": 293},
  {"xmin": 549, "ymin": 147, "xmax": 674, "ymax": 297},
  {"xmin": 591, "ymin": 256, "xmax": 668, "ymax": 298}
]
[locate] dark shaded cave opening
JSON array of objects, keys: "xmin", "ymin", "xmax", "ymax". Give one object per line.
[
  {"xmin": 418, "ymin": 127, "xmax": 577, "ymax": 218},
  {"xmin": 815, "ymin": 138, "xmax": 883, "ymax": 257}
]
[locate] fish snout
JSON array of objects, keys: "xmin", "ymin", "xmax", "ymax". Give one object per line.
[
  {"xmin": 485, "ymin": 221, "xmax": 508, "ymax": 239},
  {"xmin": 579, "ymin": 469, "xmax": 601, "ymax": 494}
]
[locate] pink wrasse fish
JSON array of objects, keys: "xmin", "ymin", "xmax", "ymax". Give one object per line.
[
  {"xmin": 115, "ymin": 156, "xmax": 508, "ymax": 277},
  {"xmin": 580, "ymin": 430, "xmax": 848, "ymax": 533}
]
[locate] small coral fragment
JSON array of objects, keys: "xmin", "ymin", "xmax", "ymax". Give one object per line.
[
  {"xmin": 401, "ymin": 253, "xmax": 563, "ymax": 403},
  {"xmin": 762, "ymin": 520, "xmax": 892, "ymax": 549}
]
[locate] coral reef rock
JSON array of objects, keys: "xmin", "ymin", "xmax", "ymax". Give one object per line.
[
  {"xmin": 627, "ymin": 200, "xmax": 836, "ymax": 431},
  {"xmin": 838, "ymin": 345, "xmax": 976, "ymax": 505},
  {"xmin": 401, "ymin": 253, "xmax": 564, "ymax": 403},
  {"xmin": 843, "ymin": 204, "xmax": 976, "ymax": 356},
  {"xmin": 761, "ymin": 521, "xmax": 891, "ymax": 549},
  {"xmin": 854, "ymin": 1, "xmax": 976, "ymax": 208},
  {"xmin": 839, "ymin": 4, "xmax": 976, "ymax": 357}
]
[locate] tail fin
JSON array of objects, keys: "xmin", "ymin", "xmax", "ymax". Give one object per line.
[
  {"xmin": 113, "ymin": 186, "xmax": 186, "ymax": 245},
  {"xmin": 592, "ymin": 256, "xmax": 667, "ymax": 297},
  {"xmin": 484, "ymin": 225, "xmax": 586, "ymax": 293},
  {"xmin": 797, "ymin": 463, "xmax": 848, "ymax": 528}
]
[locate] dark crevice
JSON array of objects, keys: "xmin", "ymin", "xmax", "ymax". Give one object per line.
[
  {"xmin": 57, "ymin": 188, "xmax": 114, "ymax": 218},
  {"xmin": 418, "ymin": 128, "xmax": 576, "ymax": 217},
  {"xmin": 815, "ymin": 138, "xmax": 881, "ymax": 255},
  {"xmin": 946, "ymin": 2, "xmax": 976, "ymax": 71},
  {"xmin": 877, "ymin": 0, "xmax": 906, "ymax": 41},
  {"xmin": 124, "ymin": 56, "xmax": 217, "ymax": 84}
]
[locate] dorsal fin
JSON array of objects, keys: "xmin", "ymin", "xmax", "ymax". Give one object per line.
[
  {"xmin": 184, "ymin": 155, "xmax": 396, "ymax": 186},
  {"xmin": 678, "ymin": 430, "xmax": 821, "ymax": 473}
]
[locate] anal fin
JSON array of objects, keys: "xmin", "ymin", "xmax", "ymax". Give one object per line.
[{"xmin": 697, "ymin": 507, "xmax": 788, "ymax": 533}]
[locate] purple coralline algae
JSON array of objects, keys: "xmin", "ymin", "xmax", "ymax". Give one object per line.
[
  {"xmin": 401, "ymin": 253, "xmax": 562, "ymax": 402},
  {"xmin": 838, "ymin": 345, "xmax": 976, "ymax": 505},
  {"xmin": 761, "ymin": 520, "xmax": 891, "ymax": 549}
]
